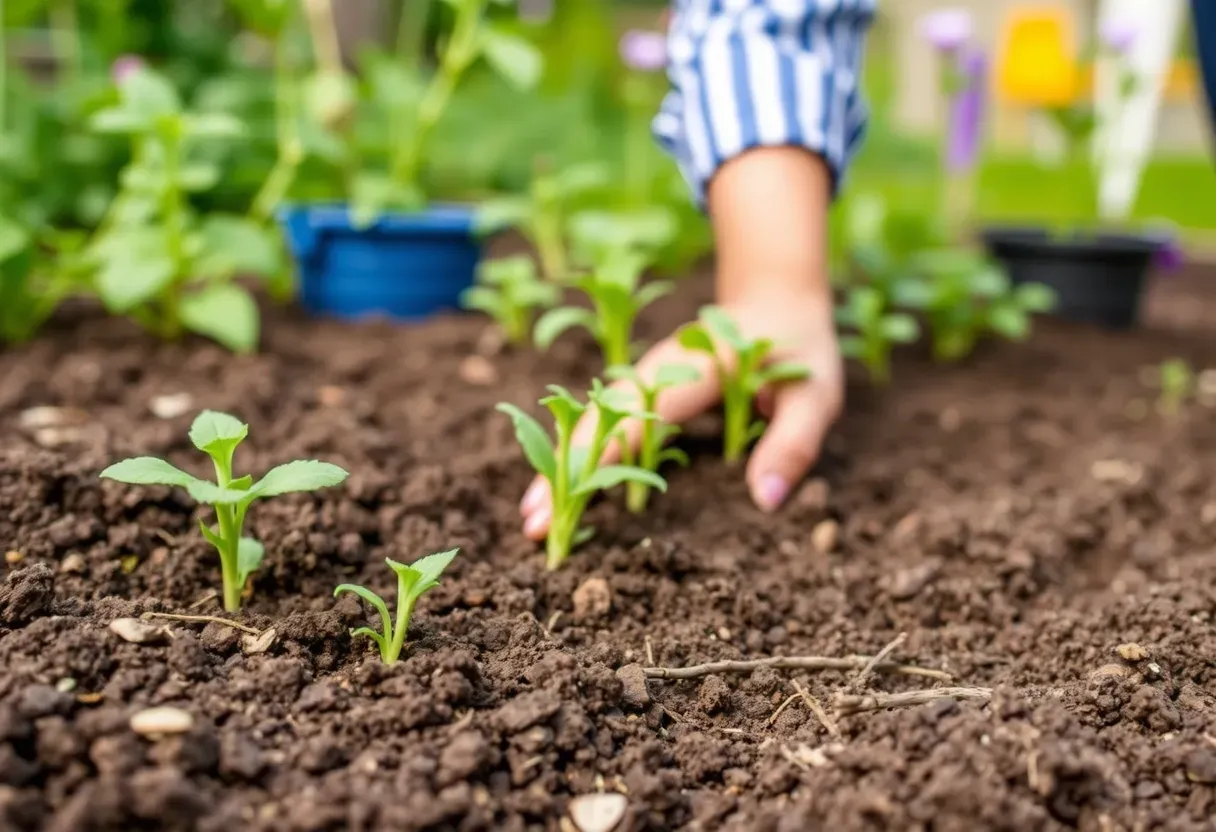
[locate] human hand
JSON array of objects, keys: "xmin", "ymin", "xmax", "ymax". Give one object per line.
[{"xmin": 518, "ymin": 290, "xmax": 843, "ymax": 539}]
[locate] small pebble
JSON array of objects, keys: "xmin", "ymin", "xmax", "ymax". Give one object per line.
[
  {"xmin": 568, "ymin": 792, "xmax": 628, "ymax": 832},
  {"xmin": 130, "ymin": 707, "xmax": 194, "ymax": 737},
  {"xmin": 242, "ymin": 628, "xmax": 277, "ymax": 655},
  {"xmin": 1090, "ymin": 663, "xmax": 1137, "ymax": 682},
  {"xmin": 18, "ymin": 405, "xmax": 88, "ymax": 430},
  {"xmin": 572, "ymin": 577, "xmax": 612, "ymax": 619},
  {"xmin": 458, "ymin": 355, "xmax": 498, "ymax": 386},
  {"xmin": 317, "ymin": 385, "xmax": 347, "ymax": 407},
  {"xmin": 938, "ymin": 407, "xmax": 961, "ymax": 432},
  {"xmin": 810, "ymin": 520, "xmax": 839, "ymax": 554},
  {"xmin": 34, "ymin": 426, "xmax": 84, "ymax": 448},
  {"xmin": 60, "ymin": 554, "xmax": 87, "ymax": 574},
  {"xmin": 1116, "ymin": 643, "xmax": 1149, "ymax": 661},
  {"xmin": 5, "ymin": 550, "xmax": 22, "ymax": 565},
  {"xmin": 615, "ymin": 664, "xmax": 650, "ymax": 709},
  {"xmin": 149, "ymin": 393, "xmax": 194, "ymax": 419},
  {"xmin": 1091, "ymin": 459, "xmax": 1143, "ymax": 485},
  {"xmin": 109, "ymin": 618, "xmax": 170, "ymax": 646},
  {"xmin": 794, "ymin": 478, "xmax": 830, "ymax": 511}
]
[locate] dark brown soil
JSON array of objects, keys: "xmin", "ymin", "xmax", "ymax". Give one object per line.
[{"xmin": 2, "ymin": 265, "xmax": 1215, "ymax": 832}]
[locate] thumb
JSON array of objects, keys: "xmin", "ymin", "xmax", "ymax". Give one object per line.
[{"xmin": 745, "ymin": 381, "xmax": 839, "ymax": 512}]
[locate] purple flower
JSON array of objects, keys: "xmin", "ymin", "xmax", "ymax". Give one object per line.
[
  {"xmin": 1099, "ymin": 16, "xmax": 1138, "ymax": 54},
  {"xmin": 620, "ymin": 30, "xmax": 667, "ymax": 73},
  {"xmin": 1152, "ymin": 234, "xmax": 1186, "ymax": 273},
  {"xmin": 946, "ymin": 49, "xmax": 987, "ymax": 173},
  {"xmin": 111, "ymin": 54, "xmax": 145, "ymax": 86},
  {"xmin": 918, "ymin": 8, "xmax": 973, "ymax": 52}
]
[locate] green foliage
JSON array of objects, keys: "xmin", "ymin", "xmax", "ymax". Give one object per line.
[
  {"xmin": 460, "ymin": 255, "xmax": 559, "ymax": 344},
  {"xmin": 895, "ymin": 250, "xmax": 1056, "ymax": 362},
  {"xmin": 99, "ymin": 409, "xmax": 348, "ymax": 612},
  {"xmin": 676, "ymin": 306, "xmax": 810, "ymax": 464},
  {"xmin": 836, "ymin": 285, "xmax": 919, "ymax": 385},
  {"xmin": 534, "ymin": 247, "xmax": 670, "ymax": 367},
  {"xmin": 477, "ymin": 158, "xmax": 611, "ymax": 281},
  {"xmin": 496, "ymin": 382, "xmax": 667, "ymax": 569},
  {"xmin": 1155, "ymin": 357, "xmax": 1195, "ymax": 416},
  {"xmin": 604, "ymin": 363, "xmax": 700, "ymax": 513},
  {"xmin": 334, "ymin": 549, "xmax": 459, "ymax": 664}
]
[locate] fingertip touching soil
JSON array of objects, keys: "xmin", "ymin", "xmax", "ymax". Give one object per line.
[{"xmin": 1, "ymin": 266, "xmax": 1215, "ymax": 831}]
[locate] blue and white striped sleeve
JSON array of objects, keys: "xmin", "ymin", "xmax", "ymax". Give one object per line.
[{"xmin": 653, "ymin": 0, "xmax": 877, "ymax": 208}]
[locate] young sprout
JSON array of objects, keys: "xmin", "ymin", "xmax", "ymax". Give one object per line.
[
  {"xmin": 333, "ymin": 549, "xmax": 458, "ymax": 664},
  {"xmin": 100, "ymin": 411, "xmax": 348, "ymax": 612},
  {"xmin": 836, "ymin": 285, "xmax": 920, "ymax": 385},
  {"xmin": 459, "ymin": 255, "xmax": 560, "ymax": 345},
  {"xmin": 898, "ymin": 250, "xmax": 1055, "ymax": 361},
  {"xmin": 533, "ymin": 247, "xmax": 671, "ymax": 368},
  {"xmin": 675, "ymin": 306, "xmax": 810, "ymax": 464},
  {"xmin": 604, "ymin": 363, "xmax": 701, "ymax": 512},
  {"xmin": 497, "ymin": 382, "xmax": 667, "ymax": 570},
  {"xmin": 1156, "ymin": 357, "xmax": 1195, "ymax": 416}
]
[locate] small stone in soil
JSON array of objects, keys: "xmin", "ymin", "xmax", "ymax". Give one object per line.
[
  {"xmin": 615, "ymin": 664, "xmax": 650, "ymax": 709},
  {"xmin": 317, "ymin": 385, "xmax": 347, "ymax": 407},
  {"xmin": 4, "ymin": 550, "xmax": 22, "ymax": 565},
  {"xmin": 1090, "ymin": 663, "xmax": 1138, "ymax": 682},
  {"xmin": 148, "ymin": 392, "xmax": 193, "ymax": 419},
  {"xmin": 794, "ymin": 478, "xmax": 829, "ymax": 511},
  {"xmin": 130, "ymin": 707, "xmax": 194, "ymax": 737},
  {"xmin": 60, "ymin": 553, "xmax": 86, "ymax": 574},
  {"xmin": 1116, "ymin": 643, "xmax": 1149, "ymax": 661},
  {"xmin": 572, "ymin": 577, "xmax": 612, "ymax": 619},
  {"xmin": 109, "ymin": 618, "xmax": 170, "ymax": 646},
  {"xmin": 810, "ymin": 520, "xmax": 839, "ymax": 554},
  {"xmin": 568, "ymin": 792, "xmax": 628, "ymax": 832},
  {"xmin": 1185, "ymin": 748, "xmax": 1216, "ymax": 784},
  {"xmin": 242, "ymin": 628, "xmax": 277, "ymax": 654},
  {"xmin": 18, "ymin": 405, "xmax": 88, "ymax": 430},
  {"xmin": 459, "ymin": 355, "xmax": 499, "ymax": 386}
]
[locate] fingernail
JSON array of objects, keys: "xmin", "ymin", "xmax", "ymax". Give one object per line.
[
  {"xmin": 754, "ymin": 474, "xmax": 789, "ymax": 512},
  {"xmin": 520, "ymin": 480, "xmax": 545, "ymax": 514},
  {"xmin": 523, "ymin": 506, "xmax": 551, "ymax": 539}
]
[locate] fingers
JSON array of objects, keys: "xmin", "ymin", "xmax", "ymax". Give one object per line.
[
  {"xmin": 519, "ymin": 337, "xmax": 720, "ymax": 540},
  {"xmin": 745, "ymin": 375, "xmax": 842, "ymax": 512}
]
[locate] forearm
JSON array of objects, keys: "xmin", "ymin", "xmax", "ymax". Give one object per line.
[{"xmin": 708, "ymin": 147, "xmax": 832, "ymax": 306}]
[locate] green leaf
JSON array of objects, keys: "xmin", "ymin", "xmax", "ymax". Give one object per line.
[
  {"xmin": 189, "ymin": 410, "xmax": 249, "ymax": 456},
  {"xmin": 179, "ymin": 163, "xmax": 221, "ymax": 192},
  {"xmin": 534, "ymin": 306, "xmax": 597, "ymax": 350},
  {"xmin": 676, "ymin": 322, "xmax": 715, "ymax": 355},
  {"xmin": 573, "ymin": 465, "xmax": 667, "ymax": 497},
  {"xmin": 699, "ymin": 306, "xmax": 746, "ymax": 351},
  {"xmin": 480, "ymin": 25, "xmax": 544, "ymax": 91},
  {"xmin": 252, "ymin": 460, "xmax": 349, "ymax": 497},
  {"xmin": 236, "ymin": 537, "xmax": 265, "ymax": 586},
  {"xmin": 881, "ymin": 314, "xmax": 920, "ymax": 343},
  {"xmin": 100, "ymin": 457, "xmax": 206, "ymax": 489},
  {"xmin": 350, "ymin": 626, "xmax": 388, "ymax": 652},
  {"xmin": 92, "ymin": 230, "xmax": 175, "ymax": 312},
  {"xmin": 89, "ymin": 107, "xmax": 147, "ymax": 134},
  {"xmin": 303, "ymin": 69, "xmax": 357, "ymax": 127},
  {"xmin": 540, "ymin": 385, "xmax": 588, "ymax": 430},
  {"xmin": 350, "ymin": 172, "xmax": 423, "ymax": 229},
  {"xmin": 658, "ymin": 447, "xmax": 690, "ymax": 467},
  {"xmin": 987, "ymin": 305, "xmax": 1030, "ymax": 340},
  {"xmin": 460, "ymin": 286, "xmax": 500, "ymax": 313},
  {"xmin": 572, "ymin": 526, "xmax": 596, "ymax": 546},
  {"xmin": 179, "ymin": 283, "xmax": 261, "ymax": 354},
  {"xmin": 760, "ymin": 361, "xmax": 811, "ymax": 384},
  {"xmin": 195, "ymin": 215, "xmax": 283, "ymax": 279},
  {"xmin": 839, "ymin": 334, "xmax": 865, "ymax": 358},
  {"xmin": 334, "ymin": 584, "xmax": 393, "ymax": 642},
  {"xmin": 389, "ymin": 549, "xmax": 459, "ymax": 601},
  {"xmin": 0, "ymin": 214, "xmax": 31, "ymax": 263},
  {"xmin": 408, "ymin": 548, "xmax": 459, "ymax": 587},
  {"xmin": 1015, "ymin": 282, "xmax": 1057, "ymax": 312},
  {"xmin": 122, "ymin": 69, "xmax": 182, "ymax": 119},
  {"xmin": 495, "ymin": 403, "xmax": 557, "ymax": 479},
  {"xmin": 970, "ymin": 266, "xmax": 1009, "ymax": 297},
  {"xmin": 475, "ymin": 196, "xmax": 531, "ymax": 234},
  {"xmin": 553, "ymin": 161, "xmax": 611, "ymax": 197},
  {"xmin": 185, "ymin": 112, "xmax": 245, "ymax": 139},
  {"xmin": 199, "ymin": 520, "xmax": 225, "ymax": 551},
  {"xmin": 635, "ymin": 279, "xmax": 674, "ymax": 311}
]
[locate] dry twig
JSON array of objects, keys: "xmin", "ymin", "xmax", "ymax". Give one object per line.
[
  {"xmin": 767, "ymin": 692, "xmax": 801, "ymax": 726},
  {"xmin": 643, "ymin": 654, "xmax": 951, "ymax": 683},
  {"xmin": 833, "ymin": 686, "xmax": 992, "ymax": 716},
  {"xmin": 852, "ymin": 632, "xmax": 907, "ymax": 691},
  {"xmin": 793, "ymin": 679, "xmax": 841, "ymax": 739},
  {"xmin": 140, "ymin": 611, "xmax": 261, "ymax": 636}
]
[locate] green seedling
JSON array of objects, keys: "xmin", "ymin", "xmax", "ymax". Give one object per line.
[
  {"xmin": 604, "ymin": 363, "xmax": 701, "ymax": 512},
  {"xmin": 675, "ymin": 306, "xmax": 810, "ymax": 464},
  {"xmin": 896, "ymin": 250, "xmax": 1055, "ymax": 362},
  {"xmin": 1155, "ymin": 357, "xmax": 1195, "ymax": 415},
  {"xmin": 533, "ymin": 247, "xmax": 671, "ymax": 367},
  {"xmin": 836, "ymin": 285, "xmax": 920, "ymax": 385},
  {"xmin": 497, "ymin": 382, "xmax": 667, "ymax": 570},
  {"xmin": 334, "ymin": 548, "xmax": 458, "ymax": 664},
  {"xmin": 99, "ymin": 410, "xmax": 348, "ymax": 612},
  {"xmin": 477, "ymin": 158, "xmax": 611, "ymax": 282},
  {"xmin": 460, "ymin": 255, "xmax": 560, "ymax": 344}
]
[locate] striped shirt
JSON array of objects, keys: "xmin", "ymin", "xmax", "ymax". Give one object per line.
[{"xmin": 653, "ymin": 0, "xmax": 878, "ymax": 207}]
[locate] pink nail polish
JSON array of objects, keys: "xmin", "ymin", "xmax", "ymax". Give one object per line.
[
  {"xmin": 523, "ymin": 506, "xmax": 550, "ymax": 538},
  {"xmin": 755, "ymin": 474, "xmax": 789, "ymax": 512}
]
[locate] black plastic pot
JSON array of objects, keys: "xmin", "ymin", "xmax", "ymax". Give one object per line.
[{"xmin": 980, "ymin": 226, "xmax": 1161, "ymax": 330}]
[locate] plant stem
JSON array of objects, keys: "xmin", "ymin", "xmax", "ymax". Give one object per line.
[
  {"xmin": 534, "ymin": 209, "xmax": 567, "ymax": 282},
  {"xmin": 209, "ymin": 452, "xmax": 244, "ymax": 613},
  {"xmin": 386, "ymin": 573, "xmax": 416, "ymax": 663},
  {"xmin": 626, "ymin": 390, "xmax": 658, "ymax": 513},
  {"xmin": 50, "ymin": 0, "xmax": 80, "ymax": 84},
  {"xmin": 0, "ymin": 0, "xmax": 7, "ymax": 136},
  {"xmin": 396, "ymin": 0, "xmax": 433, "ymax": 70},
  {"xmin": 301, "ymin": 0, "xmax": 342, "ymax": 74},
  {"xmin": 722, "ymin": 387, "xmax": 749, "ymax": 464}
]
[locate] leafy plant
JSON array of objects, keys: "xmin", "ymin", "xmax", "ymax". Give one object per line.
[
  {"xmin": 334, "ymin": 548, "xmax": 459, "ymax": 664},
  {"xmin": 99, "ymin": 410, "xmax": 349, "ymax": 612},
  {"xmin": 496, "ymin": 382, "xmax": 667, "ymax": 569},
  {"xmin": 534, "ymin": 247, "xmax": 670, "ymax": 367},
  {"xmin": 896, "ymin": 250, "xmax": 1055, "ymax": 361},
  {"xmin": 477, "ymin": 157, "xmax": 610, "ymax": 282},
  {"xmin": 1155, "ymin": 357, "xmax": 1195, "ymax": 416},
  {"xmin": 676, "ymin": 306, "xmax": 810, "ymax": 464},
  {"xmin": 604, "ymin": 363, "xmax": 700, "ymax": 513},
  {"xmin": 460, "ymin": 255, "xmax": 559, "ymax": 344},
  {"xmin": 85, "ymin": 67, "xmax": 287, "ymax": 352},
  {"xmin": 836, "ymin": 285, "xmax": 920, "ymax": 385}
]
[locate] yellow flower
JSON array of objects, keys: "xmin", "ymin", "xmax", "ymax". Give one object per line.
[{"xmin": 995, "ymin": 7, "xmax": 1079, "ymax": 107}]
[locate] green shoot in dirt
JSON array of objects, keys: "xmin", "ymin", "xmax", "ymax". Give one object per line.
[
  {"xmin": 1155, "ymin": 357, "xmax": 1195, "ymax": 416},
  {"xmin": 497, "ymin": 382, "xmax": 667, "ymax": 570},
  {"xmin": 477, "ymin": 158, "xmax": 610, "ymax": 282},
  {"xmin": 99, "ymin": 410, "xmax": 349, "ymax": 613},
  {"xmin": 460, "ymin": 255, "xmax": 559, "ymax": 345},
  {"xmin": 533, "ymin": 247, "xmax": 671, "ymax": 368},
  {"xmin": 836, "ymin": 285, "xmax": 920, "ymax": 385},
  {"xmin": 895, "ymin": 250, "xmax": 1056, "ymax": 362},
  {"xmin": 676, "ymin": 306, "xmax": 810, "ymax": 464},
  {"xmin": 334, "ymin": 548, "xmax": 458, "ymax": 664},
  {"xmin": 604, "ymin": 363, "xmax": 701, "ymax": 513}
]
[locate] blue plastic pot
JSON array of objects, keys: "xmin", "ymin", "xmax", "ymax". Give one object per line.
[{"xmin": 278, "ymin": 203, "xmax": 483, "ymax": 321}]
